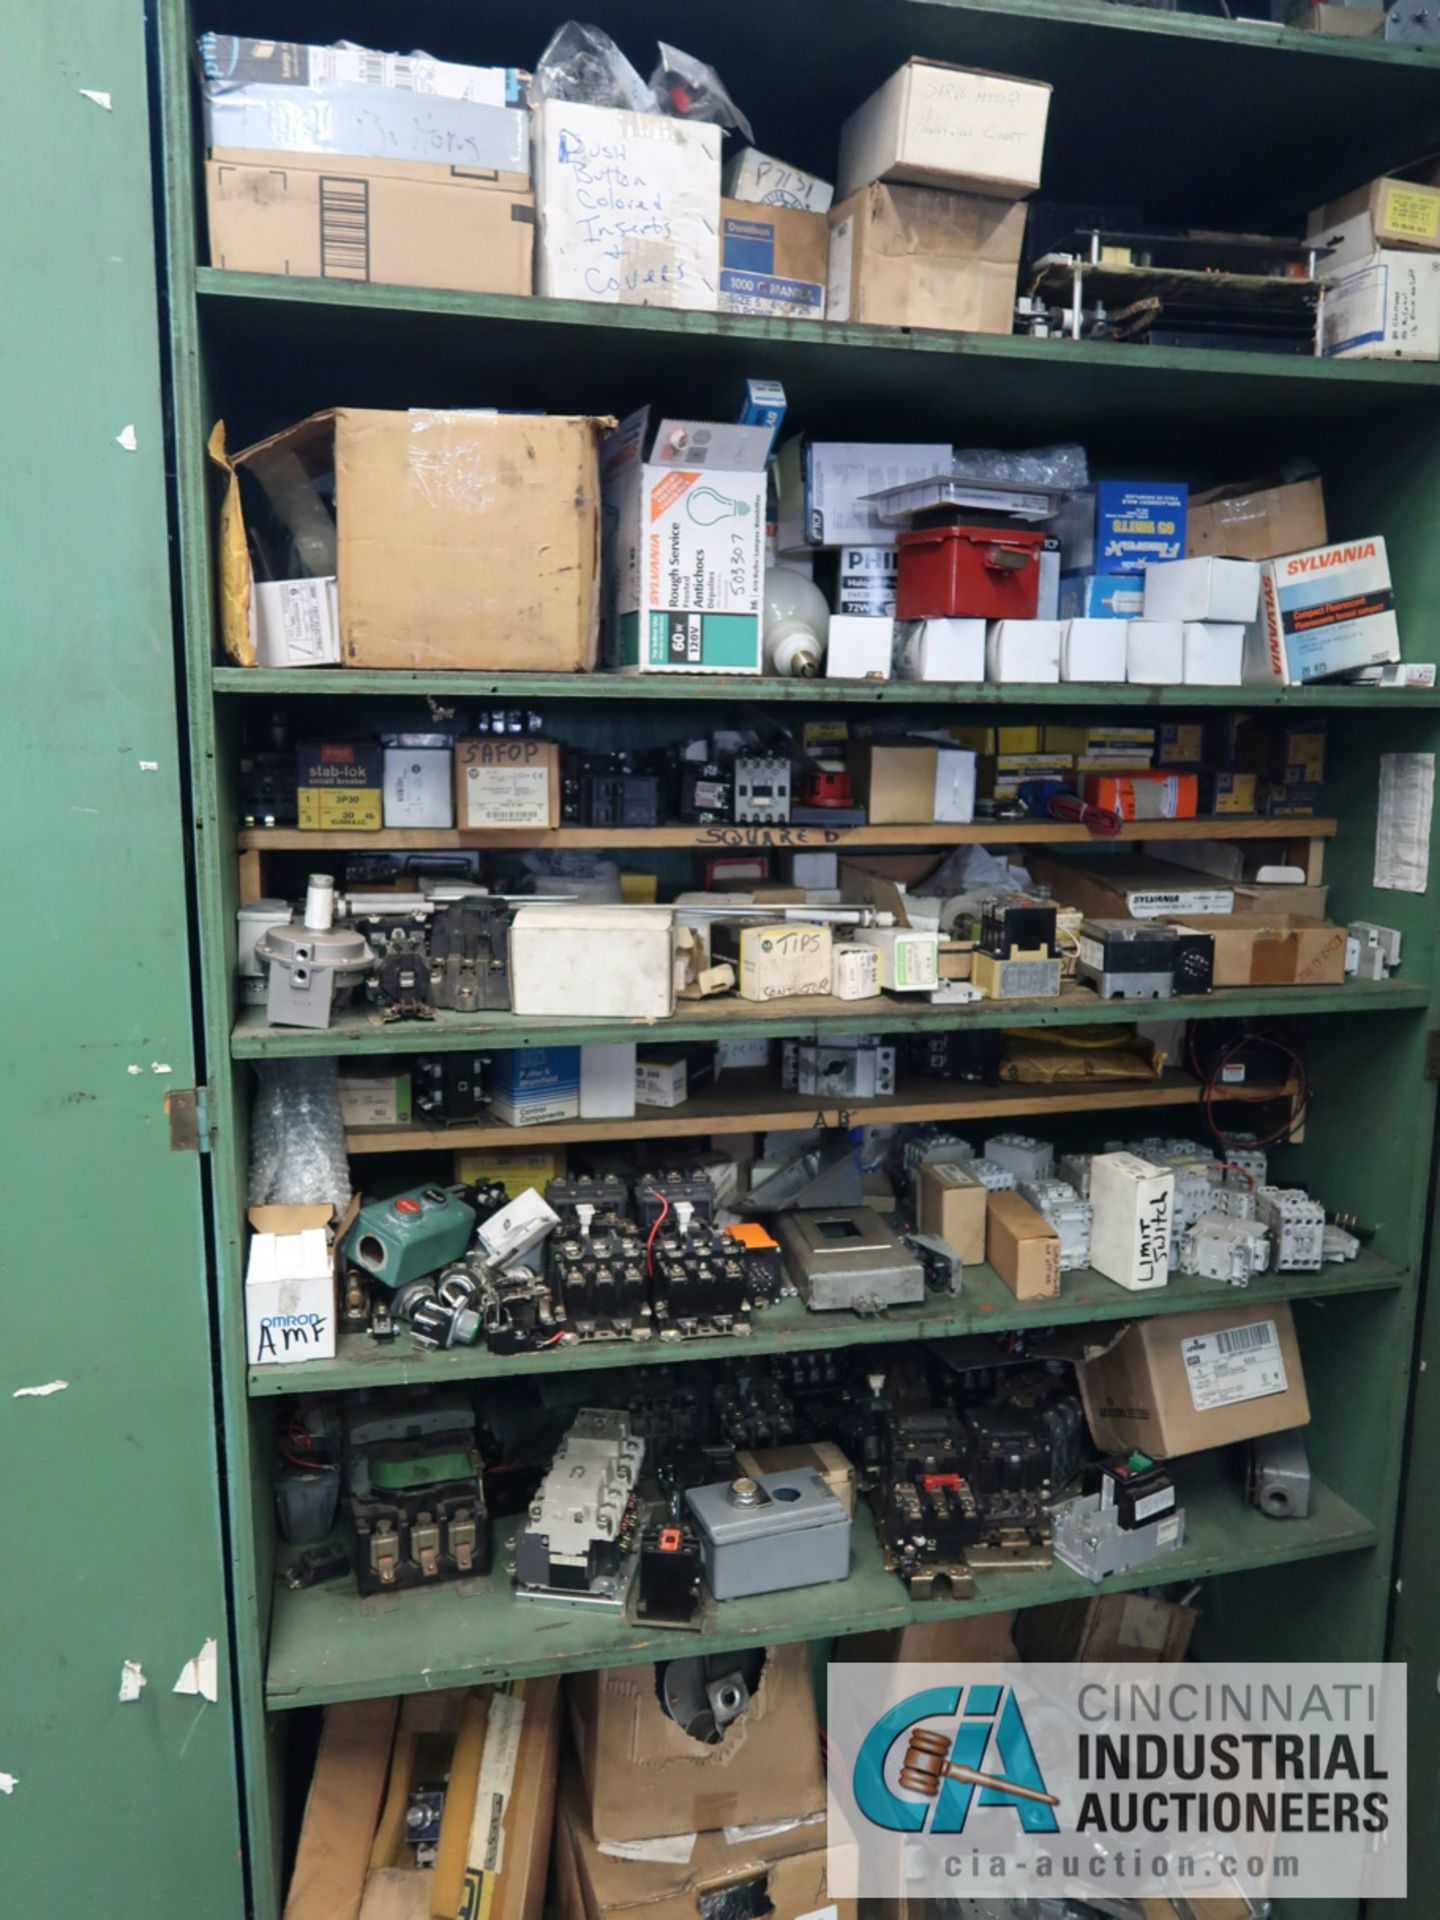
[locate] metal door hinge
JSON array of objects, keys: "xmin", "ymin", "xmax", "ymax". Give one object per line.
[
  {"xmin": 167, "ymin": 1086, "xmax": 213, "ymax": 1153},
  {"xmin": 1427, "ymin": 1033, "xmax": 1440, "ymax": 1082}
]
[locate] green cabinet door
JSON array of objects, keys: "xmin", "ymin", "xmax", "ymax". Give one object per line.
[{"xmin": 0, "ymin": 4, "xmax": 245, "ymax": 1914}]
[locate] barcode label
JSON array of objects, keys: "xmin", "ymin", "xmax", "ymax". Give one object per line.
[
  {"xmin": 320, "ymin": 176, "xmax": 369, "ymax": 280},
  {"xmin": 1184, "ymin": 1318, "xmax": 1288, "ymax": 1413}
]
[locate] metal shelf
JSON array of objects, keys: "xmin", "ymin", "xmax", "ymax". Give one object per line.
[
  {"xmin": 247, "ymin": 1250, "xmax": 1405, "ymax": 1399},
  {"xmin": 263, "ymin": 1458, "xmax": 1378, "ymax": 1710}
]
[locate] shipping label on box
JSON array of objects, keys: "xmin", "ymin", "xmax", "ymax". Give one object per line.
[
  {"xmin": 455, "ymin": 739, "xmax": 559, "ymax": 828},
  {"xmin": 297, "ymin": 740, "xmax": 382, "ymax": 831},
  {"xmin": 720, "ymin": 202, "xmax": 826, "ymax": 318},
  {"xmin": 1096, "ymin": 482, "xmax": 1187, "ymax": 573},
  {"xmin": 603, "ymin": 408, "xmax": 769, "ymax": 673},
  {"xmin": 1183, "ymin": 1317, "xmax": 1288, "ymax": 1412},
  {"xmin": 1248, "ymin": 538, "xmax": 1400, "ymax": 685},
  {"xmin": 534, "ymin": 100, "xmax": 720, "ymax": 309}
]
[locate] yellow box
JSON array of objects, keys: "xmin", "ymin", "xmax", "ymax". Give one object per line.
[
  {"xmin": 1157, "ymin": 723, "xmax": 1205, "ymax": 765},
  {"xmin": 454, "ymin": 1148, "xmax": 567, "ymax": 1197},
  {"xmin": 297, "ymin": 788, "xmax": 381, "ymax": 831},
  {"xmin": 951, "ymin": 724, "xmax": 1040, "ymax": 755}
]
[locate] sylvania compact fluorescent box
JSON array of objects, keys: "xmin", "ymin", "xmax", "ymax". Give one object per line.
[{"xmin": 1245, "ymin": 536, "xmax": 1400, "ymax": 685}]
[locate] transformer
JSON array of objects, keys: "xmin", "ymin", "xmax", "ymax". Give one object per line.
[{"xmin": 345, "ymin": 1392, "xmax": 489, "ymax": 1596}]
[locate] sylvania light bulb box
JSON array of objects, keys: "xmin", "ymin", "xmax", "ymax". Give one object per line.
[
  {"xmin": 601, "ymin": 407, "xmax": 770, "ymax": 673},
  {"xmin": 1246, "ymin": 536, "xmax": 1400, "ymax": 684}
]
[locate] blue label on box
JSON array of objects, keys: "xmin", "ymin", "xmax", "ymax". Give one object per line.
[
  {"xmin": 1095, "ymin": 480, "xmax": 1188, "ymax": 573},
  {"xmin": 720, "ymin": 269, "xmax": 823, "ymax": 310},
  {"xmin": 490, "ymin": 1047, "xmax": 580, "ymax": 1098},
  {"xmin": 723, "ymin": 215, "xmax": 776, "ymax": 274}
]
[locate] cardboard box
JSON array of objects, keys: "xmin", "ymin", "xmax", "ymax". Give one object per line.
[
  {"xmin": 1029, "ymin": 851, "xmax": 1234, "ymax": 920},
  {"xmin": 297, "ymin": 740, "xmax": 382, "ymax": 831},
  {"xmin": 953, "ymin": 724, "xmax": 1041, "ymax": 755},
  {"xmin": 1322, "ymin": 249, "xmax": 1440, "ymax": 359},
  {"xmin": 822, "ymin": 543, "xmax": 898, "ymax": 613},
  {"xmin": 533, "ymin": 100, "xmax": 719, "ymax": 309},
  {"xmin": 1058, "ymin": 572, "xmax": 1144, "ymax": 619},
  {"xmin": 720, "ymin": 922, "xmax": 833, "ymax": 1001},
  {"xmin": 1235, "ymin": 717, "xmax": 1327, "ymax": 784},
  {"xmin": 1143, "ymin": 556, "xmax": 1261, "ymax": 623},
  {"xmin": 894, "ymin": 617, "xmax": 986, "ymax": 680},
  {"xmin": 724, "ymin": 146, "xmax": 833, "ymax": 213},
  {"xmin": 1185, "ymin": 473, "xmax": 1328, "ymax": 561},
  {"xmin": 338, "ymin": 1072, "xmax": 411, "ymax": 1130},
  {"xmin": 455, "ymin": 739, "xmax": 560, "ymax": 831},
  {"xmin": 205, "ymin": 152, "xmax": 533, "ymax": 295},
  {"xmin": 1202, "ymin": 768, "xmax": 1259, "ymax": 814},
  {"xmin": 566, "ymin": 1643, "xmax": 824, "ymax": 1844},
  {"xmin": 283, "ymin": 1696, "xmax": 398, "ymax": 1920},
  {"xmin": 853, "ymin": 743, "xmax": 977, "ymax": 823},
  {"xmin": 832, "ymin": 943, "xmax": 882, "ymax": 1000},
  {"xmin": 488, "ymin": 1050, "xmax": 580, "ymax": 1129},
  {"xmin": 987, "ymin": 619, "xmax": 1062, "ymax": 682},
  {"xmin": 1015, "ymin": 1594, "xmax": 1196, "ymax": 1665},
  {"xmin": 854, "ymin": 926, "xmax": 940, "ymax": 990},
  {"xmin": 214, "ymin": 410, "xmax": 607, "ymax": 671},
  {"xmin": 454, "ymin": 1147, "xmax": 566, "ymax": 1196},
  {"xmin": 1175, "ymin": 912, "xmax": 1347, "ymax": 987},
  {"xmin": 635, "ymin": 1054, "xmax": 689, "ymax": 1108},
  {"xmin": 986, "ymin": 1189, "xmax": 1061, "ymax": 1300},
  {"xmin": 1294, "ymin": 3, "xmax": 1383, "ymax": 32},
  {"xmin": 776, "ymin": 438, "xmax": 952, "ymax": 549},
  {"xmin": 826, "ymin": 614, "xmax": 894, "ymax": 678},
  {"xmin": 1156, "ymin": 722, "xmax": 1203, "ymax": 765},
  {"xmin": 1095, "ymin": 480, "xmax": 1188, "ymax": 573},
  {"xmin": 602, "ymin": 408, "xmax": 769, "ymax": 674},
  {"xmin": 1310, "ymin": 172, "xmax": 1440, "ymax": 269},
  {"xmin": 837, "ymin": 59, "xmax": 1052, "ymax": 200},
  {"xmin": 1078, "ymin": 1302, "xmax": 1310, "ymax": 1459},
  {"xmin": 1090, "ymin": 1152, "xmax": 1172, "ymax": 1292},
  {"xmin": 826, "ymin": 184, "xmax": 1026, "ymax": 332},
  {"xmin": 919, "ymin": 1159, "xmax": 988, "ymax": 1263},
  {"xmin": 1083, "ymin": 770, "xmax": 1198, "ymax": 820},
  {"xmin": 1248, "ymin": 535, "xmax": 1400, "ymax": 684},
  {"xmin": 203, "ymin": 81, "xmax": 528, "ymax": 173},
  {"xmin": 510, "ymin": 907, "xmax": 674, "ymax": 1020},
  {"xmin": 198, "ymin": 35, "xmax": 519, "ymax": 105},
  {"xmin": 1061, "ymin": 617, "xmax": 1128, "ymax": 682},
  {"xmin": 719, "ymin": 200, "xmax": 826, "ymax": 318},
  {"xmin": 839, "ymin": 1612, "xmax": 1019, "ymax": 1664},
  {"xmin": 1126, "ymin": 619, "xmax": 1183, "ymax": 685},
  {"xmin": 737, "ymin": 1441, "xmax": 856, "ymax": 1514},
  {"xmin": 580, "ymin": 1044, "xmax": 637, "ymax": 1120},
  {"xmin": 250, "ymin": 576, "xmax": 339, "ymax": 668},
  {"xmin": 1182, "ymin": 622, "xmax": 1245, "ymax": 686},
  {"xmin": 245, "ymin": 1209, "xmax": 337, "ymax": 1365},
  {"xmin": 383, "ymin": 745, "xmax": 454, "ymax": 829}
]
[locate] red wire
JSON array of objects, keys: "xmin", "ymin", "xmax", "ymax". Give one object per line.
[{"xmin": 645, "ymin": 1192, "xmax": 671, "ymax": 1277}]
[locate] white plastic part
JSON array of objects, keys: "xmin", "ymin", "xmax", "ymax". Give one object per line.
[{"xmin": 303, "ymin": 874, "xmax": 336, "ymax": 932}]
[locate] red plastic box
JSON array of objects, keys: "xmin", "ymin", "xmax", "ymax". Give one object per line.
[{"xmin": 895, "ymin": 523, "xmax": 1045, "ymax": 620}]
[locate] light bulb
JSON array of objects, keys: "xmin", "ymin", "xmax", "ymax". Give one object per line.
[
  {"xmin": 686, "ymin": 485, "xmax": 753, "ymax": 527},
  {"xmin": 763, "ymin": 566, "xmax": 831, "ymax": 678}
]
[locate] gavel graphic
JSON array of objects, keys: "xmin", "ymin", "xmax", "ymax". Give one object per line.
[{"xmin": 899, "ymin": 1727, "xmax": 1060, "ymax": 1808}]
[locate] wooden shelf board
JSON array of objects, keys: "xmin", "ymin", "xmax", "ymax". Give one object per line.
[{"xmin": 247, "ymin": 1249, "xmax": 1405, "ymax": 1400}]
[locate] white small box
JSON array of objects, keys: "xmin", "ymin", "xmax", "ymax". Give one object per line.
[
  {"xmin": 580, "ymin": 1043, "xmax": 637, "ymax": 1119},
  {"xmin": 1143, "ymin": 557, "xmax": 1261, "ymax": 623},
  {"xmin": 1127, "ymin": 620, "xmax": 1184, "ymax": 685},
  {"xmin": 826, "ymin": 615, "xmax": 894, "ymax": 679},
  {"xmin": 854, "ymin": 926, "xmax": 940, "ymax": 991},
  {"xmin": 246, "ymin": 1227, "xmax": 335, "ymax": 1365},
  {"xmin": 893, "ymin": 618, "xmax": 986, "ymax": 682},
  {"xmin": 509, "ymin": 906, "xmax": 674, "ymax": 1019},
  {"xmin": 1090, "ymin": 1151, "xmax": 1173, "ymax": 1291},
  {"xmin": 477, "ymin": 1188, "xmax": 560, "ymax": 1267},
  {"xmin": 986, "ymin": 620, "xmax": 1062, "ymax": 683},
  {"xmin": 1322, "ymin": 249, "xmax": 1440, "ymax": 360},
  {"xmin": 1060, "ymin": 618, "xmax": 1128, "ymax": 683},
  {"xmin": 715, "ymin": 1038, "xmax": 770, "ymax": 1076},
  {"xmin": 383, "ymin": 746, "xmax": 455, "ymax": 829},
  {"xmin": 832, "ymin": 943, "xmax": 882, "ymax": 1000},
  {"xmin": 251, "ymin": 576, "xmax": 340, "ymax": 668},
  {"xmin": 636, "ymin": 1056, "xmax": 689, "ymax": 1108},
  {"xmin": 783, "ymin": 851, "xmax": 840, "ymax": 889},
  {"xmin": 337, "ymin": 1072, "xmax": 411, "ymax": 1129},
  {"xmin": 1182, "ymin": 622, "xmax": 1245, "ymax": 687},
  {"xmin": 723, "ymin": 146, "xmax": 833, "ymax": 213}
]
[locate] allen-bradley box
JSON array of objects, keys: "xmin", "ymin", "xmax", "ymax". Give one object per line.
[
  {"xmin": 601, "ymin": 408, "xmax": 770, "ymax": 674},
  {"xmin": 1247, "ymin": 537, "xmax": 1400, "ymax": 685}
]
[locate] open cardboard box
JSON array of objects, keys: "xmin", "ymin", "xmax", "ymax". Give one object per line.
[
  {"xmin": 245, "ymin": 1196, "xmax": 358, "ymax": 1367},
  {"xmin": 1165, "ymin": 913, "xmax": 1347, "ymax": 987}
]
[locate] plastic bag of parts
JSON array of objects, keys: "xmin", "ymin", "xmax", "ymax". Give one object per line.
[
  {"xmin": 949, "ymin": 443, "xmax": 1090, "ymax": 491},
  {"xmin": 248, "ymin": 1059, "xmax": 352, "ymax": 1210},
  {"xmin": 650, "ymin": 41, "xmax": 755, "ymax": 142},
  {"xmin": 530, "ymin": 21, "xmax": 654, "ymax": 112},
  {"xmin": 519, "ymin": 849, "xmax": 623, "ymax": 903}
]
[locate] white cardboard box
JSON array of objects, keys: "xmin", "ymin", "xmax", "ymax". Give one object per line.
[
  {"xmin": 837, "ymin": 59, "xmax": 1052, "ymax": 200},
  {"xmin": 1061, "ymin": 618, "xmax": 1128, "ymax": 683},
  {"xmin": 1321, "ymin": 249, "xmax": 1440, "ymax": 360},
  {"xmin": 1182, "ymin": 622, "xmax": 1245, "ymax": 686},
  {"xmin": 1090, "ymin": 1152, "xmax": 1173, "ymax": 1291},
  {"xmin": 826, "ymin": 615, "xmax": 894, "ymax": 679},
  {"xmin": 251, "ymin": 576, "xmax": 339, "ymax": 668},
  {"xmin": 533, "ymin": 100, "xmax": 720, "ymax": 309},
  {"xmin": 1143, "ymin": 557, "xmax": 1261, "ymax": 623},
  {"xmin": 894, "ymin": 617, "xmax": 986, "ymax": 681},
  {"xmin": 1127, "ymin": 620, "xmax": 1184, "ymax": 685},
  {"xmin": 723, "ymin": 146, "xmax": 833, "ymax": 213},
  {"xmin": 986, "ymin": 620, "xmax": 1062, "ymax": 683},
  {"xmin": 382, "ymin": 746, "xmax": 455, "ymax": 828},
  {"xmin": 832, "ymin": 943, "xmax": 882, "ymax": 999},
  {"xmin": 337, "ymin": 1072, "xmax": 411, "ymax": 1129},
  {"xmin": 776, "ymin": 437, "xmax": 952, "ymax": 550},
  {"xmin": 580, "ymin": 1043, "xmax": 638, "ymax": 1119},
  {"xmin": 246, "ymin": 1226, "xmax": 335, "ymax": 1365},
  {"xmin": 1246, "ymin": 537, "xmax": 1401, "ymax": 684},
  {"xmin": 854, "ymin": 926, "xmax": 940, "ymax": 990},
  {"xmin": 509, "ymin": 906, "xmax": 675, "ymax": 1018},
  {"xmin": 635, "ymin": 1056, "xmax": 689, "ymax": 1107},
  {"xmin": 784, "ymin": 851, "xmax": 840, "ymax": 889}
]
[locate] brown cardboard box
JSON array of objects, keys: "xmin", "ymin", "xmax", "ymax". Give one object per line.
[
  {"xmin": 1310, "ymin": 172, "xmax": 1440, "ymax": 254},
  {"xmin": 1185, "ymin": 474, "xmax": 1328, "ymax": 561},
  {"xmin": 213, "ymin": 409, "xmax": 609, "ymax": 670},
  {"xmin": 1292, "ymin": 2, "xmax": 1382, "ymax": 30},
  {"xmin": 986, "ymin": 1190, "xmax": 1060, "ymax": 1300},
  {"xmin": 1016, "ymin": 1594, "xmax": 1196, "ymax": 1664},
  {"xmin": 736, "ymin": 1441, "xmax": 856, "ymax": 1514},
  {"xmin": 567, "ymin": 1643, "xmax": 824, "ymax": 1844},
  {"xmin": 206, "ymin": 150, "xmax": 533, "ymax": 294},
  {"xmin": 1078, "ymin": 1302, "xmax": 1310, "ymax": 1459},
  {"xmin": 286, "ymin": 1681, "xmax": 560, "ymax": 1920},
  {"xmin": 719, "ymin": 199, "xmax": 828, "ymax": 318},
  {"xmin": 827, "ymin": 183, "xmax": 1026, "ymax": 332},
  {"xmin": 552, "ymin": 1773, "xmax": 856, "ymax": 1920},
  {"xmin": 840, "ymin": 1611, "xmax": 1019, "ymax": 1663},
  {"xmin": 1178, "ymin": 913, "xmax": 1347, "ymax": 987},
  {"xmin": 454, "ymin": 738, "xmax": 561, "ymax": 830},
  {"xmin": 851, "ymin": 745, "xmax": 944, "ymax": 824},
  {"xmin": 919, "ymin": 1159, "xmax": 988, "ymax": 1264}
]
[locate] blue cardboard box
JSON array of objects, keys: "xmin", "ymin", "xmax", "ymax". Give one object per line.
[
  {"xmin": 1095, "ymin": 481, "xmax": 1188, "ymax": 573},
  {"xmin": 490, "ymin": 1047, "xmax": 580, "ymax": 1127}
]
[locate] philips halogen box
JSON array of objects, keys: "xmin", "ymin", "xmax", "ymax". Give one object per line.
[{"xmin": 1247, "ymin": 537, "xmax": 1400, "ymax": 685}]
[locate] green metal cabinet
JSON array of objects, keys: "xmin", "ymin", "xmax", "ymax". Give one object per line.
[{"xmin": 2, "ymin": 4, "xmax": 244, "ymax": 1916}]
